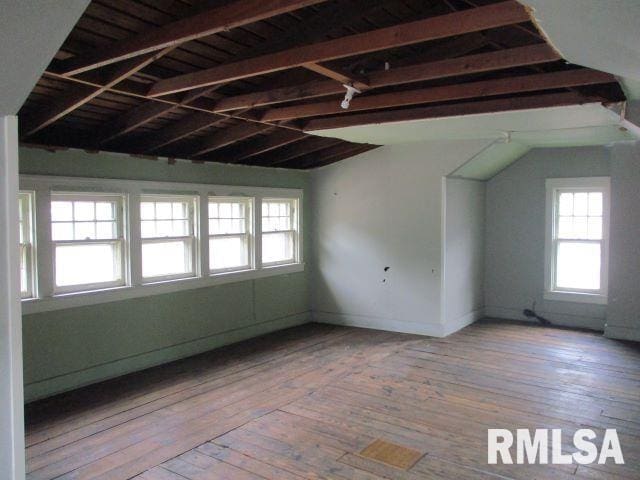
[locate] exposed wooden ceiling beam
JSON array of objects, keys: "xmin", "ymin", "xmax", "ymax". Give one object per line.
[
  {"xmin": 22, "ymin": 50, "xmax": 168, "ymax": 138},
  {"xmin": 261, "ymin": 69, "xmax": 616, "ymax": 121},
  {"xmin": 291, "ymin": 143, "xmax": 379, "ymax": 169},
  {"xmin": 137, "ymin": 112, "xmax": 228, "ymax": 153},
  {"xmin": 57, "ymin": 0, "xmax": 328, "ymax": 76},
  {"xmin": 226, "ymin": 130, "xmax": 306, "ymax": 163},
  {"xmin": 302, "ymin": 63, "xmax": 369, "ymax": 89},
  {"xmin": 253, "ymin": 136, "xmax": 343, "ymax": 166},
  {"xmin": 148, "ymin": 1, "xmax": 532, "ymax": 97},
  {"xmin": 213, "ymin": 43, "xmax": 559, "ymax": 113},
  {"xmin": 191, "ymin": 123, "xmax": 271, "ymax": 157},
  {"xmin": 93, "ymin": 0, "xmax": 380, "ymax": 145},
  {"xmin": 302, "ymin": 91, "xmax": 606, "ymax": 131}
]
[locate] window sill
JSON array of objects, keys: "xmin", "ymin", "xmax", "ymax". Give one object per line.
[
  {"xmin": 22, "ymin": 262, "xmax": 305, "ymax": 315},
  {"xmin": 543, "ymin": 290, "xmax": 607, "ymax": 305}
]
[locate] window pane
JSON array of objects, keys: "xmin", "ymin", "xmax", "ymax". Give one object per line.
[
  {"xmin": 74, "ymin": 201, "xmax": 95, "ymax": 221},
  {"xmin": 95, "ymin": 202, "xmax": 115, "ymax": 220},
  {"xmin": 55, "ymin": 243, "xmax": 121, "ymax": 287},
  {"xmin": 587, "ymin": 217, "xmax": 602, "ymax": 240},
  {"xmin": 156, "ymin": 202, "xmax": 172, "ymax": 219},
  {"xmin": 588, "ymin": 192, "xmax": 602, "ymax": 216},
  {"xmin": 96, "ymin": 221, "xmax": 117, "ymax": 239},
  {"xmin": 51, "ymin": 201, "xmax": 73, "ymax": 221},
  {"xmin": 142, "ymin": 240, "xmax": 192, "ymax": 278},
  {"xmin": 210, "ymin": 236, "xmax": 248, "ymax": 271},
  {"xmin": 74, "ymin": 222, "xmax": 96, "ymax": 240},
  {"xmin": 52, "ymin": 222, "xmax": 74, "ymax": 241},
  {"xmin": 556, "ymin": 242, "xmax": 601, "ymax": 290},
  {"xmin": 20, "ymin": 244, "xmax": 28, "ymax": 296},
  {"xmin": 140, "ymin": 202, "xmax": 155, "ymax": 220},
  {"xmin": 573, "ymin": 216, "xmax": 588, "ymax": 239},
  {"xmin": 573, "ymin": 192, "xmax": 588, "ymax": 216},
  {"xmin": 558, "ymin": 217, "xmax": 573, "ymax": 239},
  {"xmin": 262, "ymin": 231, "xmax": 293, "ymax": 264}
]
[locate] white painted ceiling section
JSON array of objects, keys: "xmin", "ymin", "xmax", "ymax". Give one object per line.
[
  {"xmin": 310, "ymin": 102, "xmax": 640, "ymax": 179},
  {"xmin": 308, "ymin": 0, "xmax": 640, "ymax": 179},
  {"xmin": 0, "ymin": 0, "xmax": 89, "ymax": 115},
  {"xmin": 522, "ymin": 0, "xmax": 640, "ymax": 99}
]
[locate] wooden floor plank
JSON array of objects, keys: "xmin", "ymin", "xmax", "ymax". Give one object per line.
[{"xmin": 25, "ymin": 320, "xmax": 640, "ymax": 480}]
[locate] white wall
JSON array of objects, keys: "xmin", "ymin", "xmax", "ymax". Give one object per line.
[
  {"xmin": 605, "ymin": 141, "xmax": 640, "ymax": 341},
  {"xmin": 484, "ymin": 146, "xmax": 610, "ymax": 330},
  {"xmin": 442, "ymin": 178, "xmax": 485, "ymax": 335},
  {"xmin": 310, "ymin": 139, "xmax": 490, "ymax": 336},
  {"xmin": 0, "ymin": 116, "xmax": 25, "ymax": 480}
]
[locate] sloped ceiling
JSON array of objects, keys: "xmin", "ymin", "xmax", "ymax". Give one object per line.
[
  {"xmin": 310, "ymin": 102, "xmax": 639, "ymax": 180},
  {"xmin": 0, "ymin": 0, "xmax": 89, "ymax": 115},
  {"xmin": 523, "ymin": 0, "xmax": 640, "ymax": 99}
]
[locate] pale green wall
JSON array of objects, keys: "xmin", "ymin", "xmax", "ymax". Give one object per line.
[{"xmin": 20, "ymin": 147, "xmax": 312, "ymax": 402}]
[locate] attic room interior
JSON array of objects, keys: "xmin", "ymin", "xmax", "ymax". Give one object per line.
[{"xmin": 1, "ymin": 0, "xmax": 639, "ymax": 479}]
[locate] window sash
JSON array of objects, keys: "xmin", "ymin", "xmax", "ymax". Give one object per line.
[
  {"xmin": 50, "ymin": 193, "xmax": 126, "ymax": 294},
  {"xmin": 53, "ymin": 239, "xmax": 125, "ymax": 294},
  {"xmin": 19, "ymin": 191, "xmax": 35, "ymax": 298},
  {"xmin": 261, "ymin": 199, "xmax": 298, "ymax": 266},
  {"xmin": 141, "ymin": 236, "xmax": 196, "ymax": 282},
  {"xmin": 545, "ymin": 178, "xmax": 609, "ymax": 301},
  {"xmin": 208, "ymin": 197, "xmax": 253, "ymax": 274},
  {"xmin": 139, "ymin": 195, "xmax": 198, "ymax": 282}
]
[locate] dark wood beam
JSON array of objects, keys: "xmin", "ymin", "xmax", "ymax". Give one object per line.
[
  {"xmin": 252, "ymin": 136, "xmax": 343, "ymax": 166},
  {"xmin": 22, "ymin": 50, "xmax": 168, "ymax": 137},
  {"xmin": 291, "ymin": 143, "xmax": 379, "ymax": 169},
  {"xmin": 137, "ymin": 112, "xmax": 228, "ymax": 153},
  {"xmin": 213, "ymin": 44, "xmax": 559, "ymax": 113},
  {"xmin": 57, "ymin": 0, "xmax": 329, "ymax": 76},
  {"xmin": 226, "ymin": 130, "xmax": 306, "ymax": 163},
  {"xmin": 302, "ymin": 63, "xmax": 369, "ymax": 89},
  {"xmin": 148, "ymin": 1, "xmax": 531, "ymax": 97},
  {"xmin": 302, "ymin": 91, "xmax": 607, "ymax": 131},
  {"xmin": 93, "ymin": 0, "xmax": 379, "ymax": 144},
  {"xmin": 191, "ymin": 123, "xmax": 271, "ymax": 157},
  {"xmin": 262, "ymin": 69, "xmax": 616, "ymax": 121}
]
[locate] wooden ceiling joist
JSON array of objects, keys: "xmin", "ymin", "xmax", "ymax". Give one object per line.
[
  {"xmin": 148, "ymin": 1, "xmax": 532, "ymax": 97},
  {"xmin": 57, "ymin": 0, "xmax": 329, "ymax": 76},
  {"xmin": 302, "ymin": 91, "xmax": 606, "ymax": 131},
  {"xmin": 191, "ymin": 123, "xmax": 272, "ymax": 157},
  {"xmin": 213, "ymin": 43, "xmax": 560, "ymax": 113},
  {"xmin": 253, "ymin": 136, "xmax": 343, "ymax": 166},
  {"xmin": 261, "ymin": 69, "xmax": 616, "ymax": 122},
  {"xmin": 137, "ymin": 112, "xmax": 228, "ymax": 153},
  {"xmin": 226, "ymin": 130, "xmax": 307, "ymax": 163},
  {"xmin": 22, "ymin": 50, "xmax": 167, "ymax": 137},
  {"xmin": 289, "ymin": 142, "xmax": 379, "ymax": 169}
]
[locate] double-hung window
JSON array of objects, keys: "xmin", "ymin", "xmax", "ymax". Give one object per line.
[
  {"xmin": 208, "ymin": 197, "xmax": 252, "ymax": 273},
  {"xmin": 140, "ymin": 195, "xmax": 198, "ymax": 282},
  {"xmin": 51, "ymin": 193, "xmax": 125, "ymax": 293},
  {"xmin": 545, "ymin": 177, "xmax": 610, "ymax": 304},
  {"xmin": 19, "ymin": 191, "xmax": 35, "ymax": 298},
  {"xmin": 261, "ymin": 198, "xmax": 299, "ymax": 266}
]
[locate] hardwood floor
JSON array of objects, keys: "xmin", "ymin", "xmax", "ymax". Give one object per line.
[{"xmin": 25, "ymin": 320, "xmax": 640, "ymax": 479}]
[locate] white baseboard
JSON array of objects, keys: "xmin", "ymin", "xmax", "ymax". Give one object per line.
[
  {"xmin": 313, "ymin": 311, "xmax": 450, "ymax": 337},
  {"xmin": 25, "ymin": 312, "xmax": 311, "ymax": 402},
  {"xmin": 604, "ymin": 324, "xmax": 640, "ymax": 342},
  {"xmin": 485, "ymin": 306, "xmax": 605, "ymax": 331}
]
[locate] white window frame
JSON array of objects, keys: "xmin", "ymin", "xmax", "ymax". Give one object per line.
[
  {"xmin": 139, "ymin": 194, "xmax": 199, "ymax": 283},
  {"xmin": 544, "ymin": 177, "xmax": 610, "ymax": 305},
  {"xmin": 261, "ymin": 197, "xmax": 300, "ymax": 267},
  {"xmin": 19, "ymin": 191, "xmax": 36, "ymax": 299},
  {"xmin": 50, "ymin": 192, "xmax": 127, "ymax": 294},
  {"xmin": 208, "ymin": 196, "xmax": 254, "ymax": 274},
  {"xmin": 19, "ymin": 175, "xmax": 303, "ymax": 314}
]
